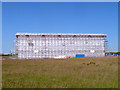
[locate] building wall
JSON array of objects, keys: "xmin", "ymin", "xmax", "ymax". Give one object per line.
[{"xmin": 16, "ymin": 34, "xmax": 106, "ymax": 59}]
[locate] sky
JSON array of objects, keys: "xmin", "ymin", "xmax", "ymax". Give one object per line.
[{"xmin": 2, "ymin": 2, "xmax": 118, "ymax": 53}]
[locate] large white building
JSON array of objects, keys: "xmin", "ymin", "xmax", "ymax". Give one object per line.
[{"xmin": 15, "ymin": 33, "xmax": 107, "ymax": 59}]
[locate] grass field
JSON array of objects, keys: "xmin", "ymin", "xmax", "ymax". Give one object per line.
[{"xmin": 2, "ymin": 56, "xmax": 118, "ymax": 88}]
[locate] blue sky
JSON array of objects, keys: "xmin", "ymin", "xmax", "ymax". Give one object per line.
[{"xmin": 2, "ymin": 2, "xmax": 118, "ymax": 53}]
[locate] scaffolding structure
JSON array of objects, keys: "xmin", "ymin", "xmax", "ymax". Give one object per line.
[{"xmin": 15, "ymin": 33, "xmax": 107, "ymax": 59}]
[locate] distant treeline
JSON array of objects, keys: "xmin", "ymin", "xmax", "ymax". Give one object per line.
[
  {"xmin": 0, "ymin": 54, "xmax": 12, "ymax": 56},
  {"xmin": 105, "ymin": 52, "xmax": 120, "ymax": 54}
]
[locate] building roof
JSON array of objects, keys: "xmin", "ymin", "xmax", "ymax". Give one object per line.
[{"xmin": 16, "ymin": 33, "xmax": 107, "ymax": 37}]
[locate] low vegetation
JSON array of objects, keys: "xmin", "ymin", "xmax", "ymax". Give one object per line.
[{"xmin": 2, "ymin": 56, "xmax": 118, "ymax": 88}]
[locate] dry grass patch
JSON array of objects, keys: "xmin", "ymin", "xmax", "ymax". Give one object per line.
[{"xmin": 2, "ymin": 56, "xmax": 118, "ymax": 88}]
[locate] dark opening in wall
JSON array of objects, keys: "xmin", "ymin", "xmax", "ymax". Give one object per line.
[
  {"xmin": 88, "ymin": 35, "xmax": 92, "ymax": 37},
  {"xmin": 16, "ymin": 35, "xmax": 20, "ymax": 38},
  {"xmin": 42, "ymin": 35, "xmax": 45, "ymax": 37},
  {"xmin": 85, "ymin": 41, "xmax": 88, "ymax": 44},
  {"xmin": 28, "ymin": 43, "xmax": 34, "ymax": 46},
  {"xmin": 58, "ymin": 35, "xmax": 61, "ymax": 37},
  {"xmin": 26, "ymin": 35, "xmax": 29, "ymax": 38},
  {"xmin": 73, "ymin": 35, "xmax": 77, "ymax": 37}
]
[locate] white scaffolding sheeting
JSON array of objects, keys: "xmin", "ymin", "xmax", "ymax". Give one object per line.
[{"xmin": 15, "ymin": 33, "xmax": 107, "ymax": 59}]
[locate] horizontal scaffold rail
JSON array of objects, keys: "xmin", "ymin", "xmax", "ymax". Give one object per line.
[{"xmin": 16, "ymin": 33, "xmax": 107, "ymax": 37}]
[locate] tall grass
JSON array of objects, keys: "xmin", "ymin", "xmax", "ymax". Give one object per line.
[{"xmin": 2, "ymin": 57, "xmax": 118, "ymax": 88}]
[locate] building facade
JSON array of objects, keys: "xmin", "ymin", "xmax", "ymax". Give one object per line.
[{"xmin": 15, "ymin": 33, "xmax": 107, "ymax": 59}]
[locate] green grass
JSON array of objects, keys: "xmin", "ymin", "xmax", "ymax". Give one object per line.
[{"xmin": 2, "ymin": 56, "xmax": 118, "ymax": 88}]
